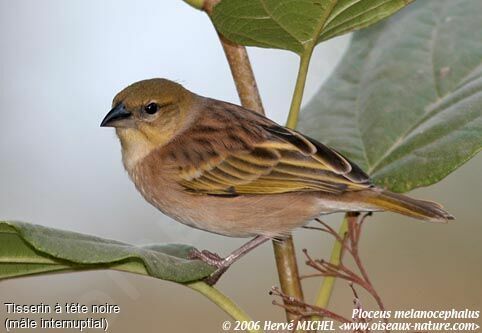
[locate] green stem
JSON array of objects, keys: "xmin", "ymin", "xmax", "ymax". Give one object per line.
[
  {"xmin": 285, "ymin": 0, "xmax": 337, "ymax": 127},
  {"xmin": 286, "ymin": 51, "xmax": 314, "ymax": 129},
  {"xmin": 313, "ymin": 213, "xmax": 349, "ymax": 315},
  {"xmin": 188, "ymin": 282, "xmax": 263, "ymax": 333}
]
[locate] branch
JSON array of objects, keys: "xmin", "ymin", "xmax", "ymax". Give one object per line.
[
  {"xmin": 215, "ymin": 35, "xmax": 265, "ymax": 114},
  {"xmin": 201, "ymin": 0, "xmax": 264, "ymax": 114},
  {"xmin": 272, "ymin": 238, "xmax": 305, "ymax": 322}
]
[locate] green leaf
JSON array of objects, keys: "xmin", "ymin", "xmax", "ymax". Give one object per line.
[
  {"xmin": 0, "ymin": 222, "xmax": 260, "ymax": 327},
  {"xmin": 0, "ymin": 221, "xmax": 214, "ymax": 282},
  {"xmin": 211, "ymin": 0, "xmax": 413, "ymax": 54},
  {"xmin": 299, "ymin": 0, "xmax": 482, "ymax": 192}
]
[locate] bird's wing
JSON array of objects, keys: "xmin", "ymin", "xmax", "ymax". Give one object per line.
[{"xmin": 164, "ymin": 101, "xmax": 372, "ymax": 196}]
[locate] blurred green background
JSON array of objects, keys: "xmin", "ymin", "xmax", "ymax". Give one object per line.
[{"xmin": 0, "ymin": 1, "xmax": 480, "ymax": 332}]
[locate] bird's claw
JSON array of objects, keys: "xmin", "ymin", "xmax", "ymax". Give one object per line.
[
  {"xmin": 188, "ymin": 248, "xmax": 230, "ymax": 285},
  {"xmin": 188, "ymin": 248, "xmax": 224, "ymax": 267}
]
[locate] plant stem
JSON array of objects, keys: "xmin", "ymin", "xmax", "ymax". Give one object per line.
[
  {"xmin": 201, "ymin": 0, "xmax": 265, "ymax": 115},
  {"xmin": 286, "ymin": 51, "xmax": 313, "ymax": 128},
  {"xmin": 188, "ymin": 282, "xmax": 263, "ymax": 333},
  {"xmin": 272, "ymin": 237, "xmax": 304, "ymax": 322},
  {"xmin": 216, "ymin": 35, "xmax": 265, "ymax": 114}
]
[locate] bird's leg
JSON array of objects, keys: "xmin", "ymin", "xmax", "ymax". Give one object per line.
[{"xmin": 189, "ymin": 235, "xmax": 269, "ymax": 285}]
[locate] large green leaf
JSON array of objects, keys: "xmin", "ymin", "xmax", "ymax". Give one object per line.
[
  {"xmin": 0, "ymin": 221, "xmax": 214, "ymax": 282},
  {"xmin": 299, "ymin": 0, "xmax": 482, "ymax": 192},
  {"xmin": 211, "ymin": 0, "xmax": 413, "ymax": 54}
]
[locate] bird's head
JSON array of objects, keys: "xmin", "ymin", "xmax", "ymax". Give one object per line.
[{"xmin": 101, "ymin": 78, "xmax": 198, "ymax": 169}]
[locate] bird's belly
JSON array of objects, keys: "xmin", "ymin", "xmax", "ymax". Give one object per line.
[
  {"xmin": 176, "ymin": 195, "xmax": 322, "ymax": 238},
  {"xmin": 135, "ymin": 180, "xmax": 322, "ymax": 238}
]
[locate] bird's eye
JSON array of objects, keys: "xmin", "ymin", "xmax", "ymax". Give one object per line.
[{"xmin": 144, "ymin": 103, "xmax": 159, "ymax": 115}]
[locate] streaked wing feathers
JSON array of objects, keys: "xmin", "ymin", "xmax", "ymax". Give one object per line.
[{"xmin": 166, "ymin": 100, "xmax": 371, "ymax": 196}]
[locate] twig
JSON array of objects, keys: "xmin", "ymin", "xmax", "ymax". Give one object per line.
[
  {"xmin": 347, "ymin": 213, "xmax": 385, "ymax": 312},
  {"xmin": 270, "ymin": 286, "xmax": 351, "ymax": 324},
  {"xmin": 308, "ymin": 214, "xmax": 386, "ymax": 312},
  {"xmin": 314, "ymin": 218, "xmax": 348, "ymax": 246}
]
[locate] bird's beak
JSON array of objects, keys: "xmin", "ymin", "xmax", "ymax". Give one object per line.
[{"xmin": 100, "ymin": 103, "xmax": 133, "ymax": 128}]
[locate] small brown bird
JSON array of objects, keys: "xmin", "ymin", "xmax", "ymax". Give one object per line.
[{"xmin": 101, "ymin": 78, "xmax": 453, "ymax": 283}]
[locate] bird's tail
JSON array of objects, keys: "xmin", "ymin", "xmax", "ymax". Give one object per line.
[{"xmin": 341, "ymin": 189, "xmax": 455, "ymax": 222}]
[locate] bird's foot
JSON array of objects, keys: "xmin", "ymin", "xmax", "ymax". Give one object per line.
[
  {"xmin": 188, "ymin": 249, "xmax": 230, "ymax": 286},
  {"xmin": 188, "ymin": 249, "xmax": 224, "ymax": 267},
  {"xmin": 188, "ymin": 236, "xmax": 269, "ymax": 286}
]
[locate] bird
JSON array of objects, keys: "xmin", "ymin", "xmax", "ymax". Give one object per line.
[{"xmin": 101, "ymin": 78, "xmax": 454, "ymax": 284}]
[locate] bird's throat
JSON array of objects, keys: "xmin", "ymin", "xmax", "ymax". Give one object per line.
[{"xmin": 116, "ymin": 128, "xmax": 157, "ymax": 172}]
